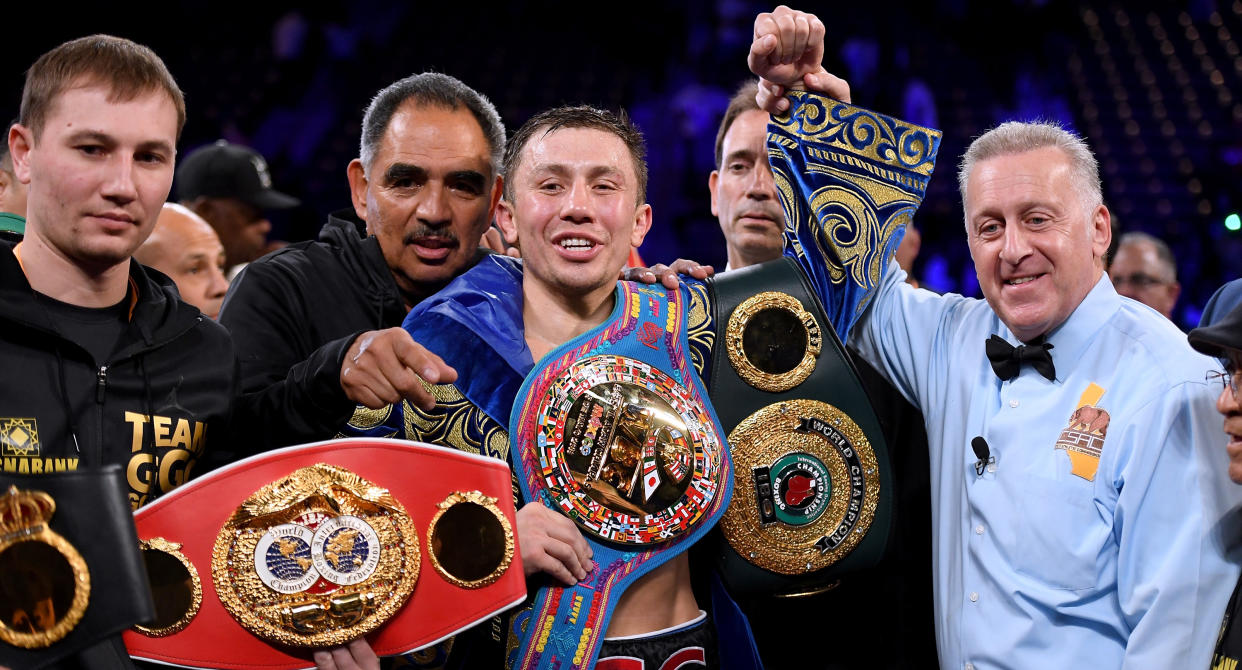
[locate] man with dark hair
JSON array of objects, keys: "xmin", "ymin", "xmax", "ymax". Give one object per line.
[
  {"xmin": 1, "ymin": 34, "xmax": 234, "ymax": 668},
  {"xmin": 218, "ymin": 72, "xmax": 498, "ymax": 449},
  {"xmin": 175, "ymin": 140, "xmax": 300, "ymax": 277},
  {"xmin": 0, "ymin": 119, "xmax": 27, "ymax": 236},
  {"xmin": 710, "ymin": 80, "xmax": 785, "ymax": 270},
  {"xmin": 1108, "ymin": 230, "xmax": 1181, "ymax": 320}
]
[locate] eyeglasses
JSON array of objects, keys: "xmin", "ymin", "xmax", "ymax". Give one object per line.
[
  {"xmin": 1112, "ymin": 273, "xmax": 1171, "ymax": 289},
  {"xmin": 1206, "ymin": 366, "xmax": 1242, "ymax": 398}
]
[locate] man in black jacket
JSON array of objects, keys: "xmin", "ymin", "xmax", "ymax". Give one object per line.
[
  {"xmin": 1, "ymin": 34, "xmax": 236, "ymax": 670},
  {"xmin": 2, "ymin": 35, "xmax": 234, "ymax": 509},
  {"xmin": 218, "ymin": 72, "xmax": 495, "ymax": 451},
  {"xmin": 1188, "ymin": 304, "xmax": 1242, "ymax": 668}
]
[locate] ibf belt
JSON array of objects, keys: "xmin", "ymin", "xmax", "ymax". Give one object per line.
[
  {"xmin": 123, "ymin": 438, "xmax": 525, "ymax": 670},
  {"xmin": 509, "ymin": 281, "xmax": 731, "ymax": 669}
]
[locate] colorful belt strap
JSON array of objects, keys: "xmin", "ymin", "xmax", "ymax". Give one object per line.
[{"xmin": 508, "ymin": 281, "xmax": 732, "ymax": 669}]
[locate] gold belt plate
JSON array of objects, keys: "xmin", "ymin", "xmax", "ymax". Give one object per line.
[
  {"xmin": 725, "ymin": 291, "xmax": 822, "ymax": 392},
  {"xmin": 720, "ymin": 400, "xmax": 879, "ymax": 574},
  {"xmin": 211, "ymin": 464, "xmax": 420, "ymax": 647},
  {"xmin": 0, "ymin": 486, "xmax": 91, "ymax": 649}
]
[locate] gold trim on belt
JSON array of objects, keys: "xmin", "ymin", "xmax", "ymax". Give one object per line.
[
  {"xmin": 211, "ymin": 464, "xmax": 420, "ymax": 647},
  {"xmin": 720, "ymin": 400, "xmax": 880, "ymax": 574},
  {"xmin": 0, "ymin": 486, "xmax": 91, "ymax": 648},
  {"xmin": 725, "ymin": 292, "xmax": 822, "ymax": 392}
]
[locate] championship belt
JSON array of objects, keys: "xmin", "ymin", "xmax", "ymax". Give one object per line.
[
  {"xmin": 508, "ymin": 281, "xmax": 731, "ymax": 669},
  {"xmin": 1, "ymin": 466, "xmax": 153, "ymax": 670},
  {"xmin": 704, "ymin": 94, "xmax": 941, "ymax": 598},
  {"xmin": 707, "ymin": 258, "xmax": 892, "ymax": 598},
  {"xmin": 123, "ymin": 438, "xmax": 525, "ymax": 669}
]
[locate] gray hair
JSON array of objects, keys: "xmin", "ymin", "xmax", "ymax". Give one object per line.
[
  {"xmin": 1117, "ymin": 230, "xmax": 1177, "ymax": 280},
  {"xmin": 957, "ymin": 120, "xmax": 1102, "ymax": 219},
  {"xmin": 358, "ymin": 72, "xmax": 505, "ymax": 177}
]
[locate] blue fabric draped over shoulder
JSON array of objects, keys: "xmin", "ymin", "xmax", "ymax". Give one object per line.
[{"xmin": 403, "ymin": 254, "xmax": 533, "ymax": 426}]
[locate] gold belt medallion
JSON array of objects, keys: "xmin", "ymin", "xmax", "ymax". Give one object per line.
[
  {"xmin": 725, "ymin": 292, "xmax": 822, "ymax": 393},
  {"xmin": 720, "ymin": 400, "xmax": 879, "ymax": 574},
  {"xmin": 211, "ymin": 464, "xmax": 419, "ymax": 647},
  {"xmin": 0, "ymin": 485, "xmax": 91, "ymax": 648}
]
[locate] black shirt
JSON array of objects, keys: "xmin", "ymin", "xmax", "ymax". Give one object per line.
[{"xmin": 35, "ymin": 290, "xmax": 130, "ymax": 366}]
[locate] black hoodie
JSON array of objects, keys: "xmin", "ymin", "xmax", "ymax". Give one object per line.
[{"xmin": 0, "ymin": 241, "xmax": 236, "ymax": 509}]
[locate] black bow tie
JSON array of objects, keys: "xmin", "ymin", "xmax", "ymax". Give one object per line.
[{"xmin": 985, "ymin": 334, "xmax": 1056, "ymax": 381}]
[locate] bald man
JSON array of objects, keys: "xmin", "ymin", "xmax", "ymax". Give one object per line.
[
  {"xmin": 135, "ymin": 203, "xmax": 230, "ymax": 318},
  {"xmin": 0, "ymin": 123, "xmax": 27, "ymax": 236}
]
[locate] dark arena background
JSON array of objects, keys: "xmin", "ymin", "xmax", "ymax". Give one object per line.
[{"xmin": 5, "ymin": 0, "xmax": 1241, "ymax": 329}]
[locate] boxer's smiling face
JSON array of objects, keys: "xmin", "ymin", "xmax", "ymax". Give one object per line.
[{"xmin": 497, "ymin": 126, "xmax": 650, "ymax": 306}]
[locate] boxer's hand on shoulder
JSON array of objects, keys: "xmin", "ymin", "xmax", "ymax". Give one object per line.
[
  {"xmin": 621, "ymin": 259, "xmax": 714, "ymax": 289},
  {"xmin": 516, "ymin": 503, "xmax": 593, "ymax": 585},
  {"xmin": 313, "ymin": 639, "xmax": 379, "ymax": 670},
  {"xmin": 340, "ymin": 328, "xmax": 458, "ymax": 411}
]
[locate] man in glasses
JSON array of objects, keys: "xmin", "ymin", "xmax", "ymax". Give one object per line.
[
  {"xmin": 1108, "ymin": 231, "xmax": 1181, "ymax": 320},
  {"xmin": 1188, "ymin": 307, "xmax": 1242, "ymax": 668}
]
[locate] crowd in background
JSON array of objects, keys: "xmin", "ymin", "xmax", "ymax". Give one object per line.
[{"xmin": 5, "ymin": 0, "xmax": 1241, "ymax": 329}]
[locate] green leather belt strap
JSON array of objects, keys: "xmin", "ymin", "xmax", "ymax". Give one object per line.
[{"xmin": 706, "ymin": 256, "xmax": 893, "ymax": 597}]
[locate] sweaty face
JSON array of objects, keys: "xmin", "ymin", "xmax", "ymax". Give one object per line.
[
  {"xmin": 710, "ymin": 109, "xmax": 784, "ymax": 269},
  {"xmin": 965, "ymin": 147, "xmax": 1110, "ymax": 343},
  {"xmin": 498, "ymin": 127, "xmax": 651, "ymax": 305},
  {"xmin": 350, "ymin": 103, "xmax": 499, "ymax": 305},
  {"xmin": 1108, "ymin": 240, "xmax": 1179, "ymax": 319},
  {"xmin": 15, "ymin": 85, "xmax": 178, "ymax": 273}
]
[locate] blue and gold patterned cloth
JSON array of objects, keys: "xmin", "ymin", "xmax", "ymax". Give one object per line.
[{"xmin": 768, "ymin": 91, "xmax": 941, "ymax": 339}]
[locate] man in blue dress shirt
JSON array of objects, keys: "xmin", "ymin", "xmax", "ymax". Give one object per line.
[{"xmin": 751, "ymin": 7, "xmax": 1242, "ymax": 668}]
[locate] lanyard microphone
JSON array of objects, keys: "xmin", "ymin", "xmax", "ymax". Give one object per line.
[{"xmin": 971, "ymin": 436, "xmax": 995, "ymax": 476}]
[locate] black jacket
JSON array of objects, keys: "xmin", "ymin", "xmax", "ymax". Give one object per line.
[
  {"xmin": 219, "ymin": 210, "xmax": 408, "ymax": 451},
  {"xmin": 0, "ymin": 241, "xmax": 236, "ymax": 509}
]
